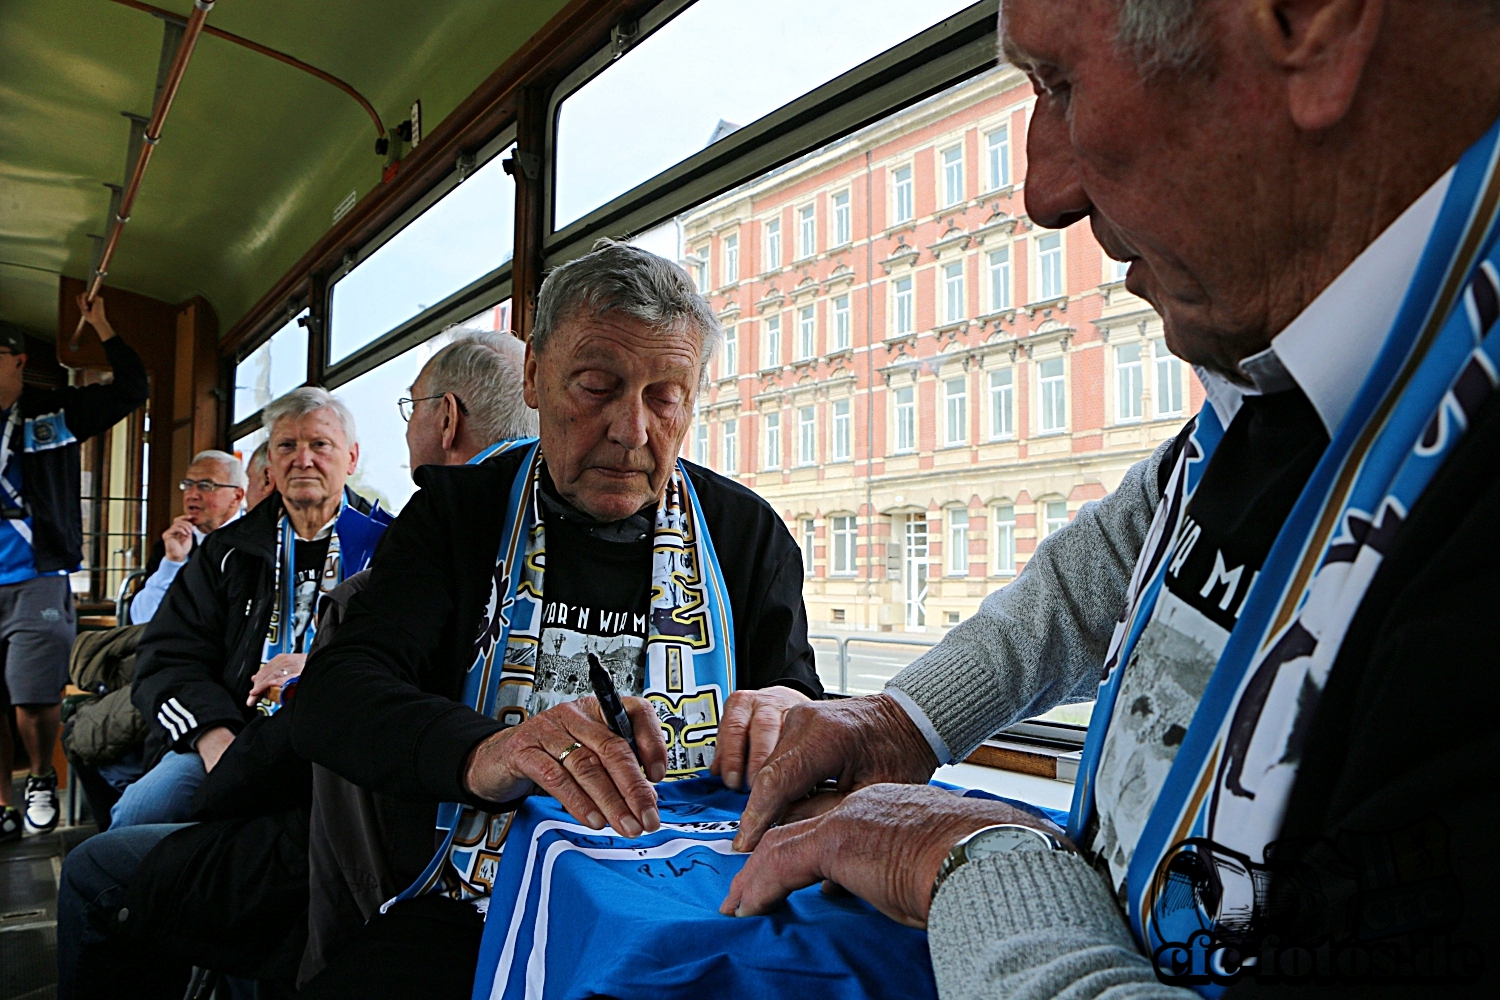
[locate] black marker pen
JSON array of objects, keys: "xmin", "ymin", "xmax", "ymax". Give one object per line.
[{"xmin": 588, "ymin": 652, "xmax": 639, "ymax": 763}]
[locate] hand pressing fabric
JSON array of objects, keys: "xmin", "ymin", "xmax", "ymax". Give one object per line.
[
  {"xmin": 732, "ymin": 693, "xmax": 939, "ymax": 852},
  {"xmin": 708, "ymin": 684, "xmax": 811, "ymax": 791},
  {"xmin": 462, "ymin": 695, "xmax": 667, "ymax": 838},
  {"xmin": 722, "ymin": 783, "xmax": 1071, "ymax": 928}
]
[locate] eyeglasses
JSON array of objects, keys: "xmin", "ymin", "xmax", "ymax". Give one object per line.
[
  {"xmin": 397, "ymin": 393, "xmax": 468, "ymax": 422},
  {"xmin": 179, "ymin": 479, "xmax": 240, "ymax": 493}
]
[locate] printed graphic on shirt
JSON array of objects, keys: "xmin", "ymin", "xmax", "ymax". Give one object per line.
[{"xmin": 531, "ymin": 597, "xmax": 648, "ymax": 716}]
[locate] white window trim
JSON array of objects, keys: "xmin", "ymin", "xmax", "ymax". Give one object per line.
[
  {"xmin": 891, "ymin": 163, "xmax": 915, "ymax": 225},
  {"xmin": 892, "ymin": 276, "xmax": 915, "ymax": 337},
  {"xmin": 797, "ymin": 203, "xmax": 817, "ymax": 260},
  {"xmin": 893, "ymin": 385, "xmax": 917, "ymax": 455},
  {"xmin": 832, "ymin": 397, "xmax": 852, "ymax": 462},
  {"xmin": 1032, "ymin": 229, "xmax": 1067, "ymax": 303},
  {"xmin": 943, "ymin": 260, "xmax": 966, "ymax": 324},
  {"xmin": 988, "ymin": 367, "xmax": 1015, "ymax": 441},
  {"xmin": 723, "ymin": 234, "xmax": 739, "ymax": 285},
  {"xmin": 765, "ymin": 218, "xmax": 782, "ymax": 272},
  {"xmin": 797, "ymin": 405, "xmax": 817, "ymax": 466},
  {"xmin": 984, "ymin": 124, "xmax": 1011, "ymax": 192},
  {"xmin": 831, "ymin": 189, "xmax": 852, "ymax": 247},
  {"xmin": 987, "ymin": 243, "xmax": 1013, "ymax": 314},
  {"xmin": 946, "ymin": 507, "xmax": 970, "ymax": 576},
  {"xmin": 939, "ymin": 143, "xmax": 965, "ymax": 209},
  {"xmin": 990, "ymin": 503, "xmax": 1017, "ymax": 576},
  {"xmin": 943, "ymin": 375, "xmax": 967, "ymax": 447},
  {"xmin": 1113, "ymin": 340, "xmax": 1146, "ymax": 425},
  {"xmin": 830, "ymin": 514, "xmax": 858, "ymax": 577},
  {"xmin": 1035, "ymin": 353, "xmax": 1068, "ymax": 436}
]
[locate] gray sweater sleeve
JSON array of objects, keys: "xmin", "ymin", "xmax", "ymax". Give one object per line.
[
  {"xmin": 887, "ymin": 438, "xmax": 1172, "ymax": 761},
  {"xmin": 928, "ymin": 851, "xmax": 1197, "ymax": 1000}
]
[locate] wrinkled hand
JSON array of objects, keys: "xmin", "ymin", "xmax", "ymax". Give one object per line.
[
  {"xmin": 709, "ymin": 685, "xmax": 811, "ymax": 791},
  {"xmin": 162, "ymin": 515, "xmax": 195, "ymax": 563},
  {"xmin": 733, "ymin": 693, "xmax": 939, "ymax": 852},
  {"xmin": 196, "ymin": 725, "xmax": 235, "ymax": 773},
  {"xmin": 246, "ymin": 653, "xmax": 306, "ymax": 706},
  {"xmin": 75, "ymin": 293, "xmax": 117, "ymax": 341},
  {"xmin": 722, "ymin": 783, "xmax": 1069, "ymax": 928},
  {"xmin": 464, "ymin": 696, "xmax": 668, "ymax": 838}
]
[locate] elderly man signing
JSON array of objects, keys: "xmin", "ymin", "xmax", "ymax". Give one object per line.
[
  {"xmin": 292, "ymin": 240, "xmax": 821, "ymax": 998},
  {"xmin": 129, "ymin": 449, "xmax": 247, "ymax": 625},
  {"xmin": 727, "ymin": 1, "xmax": 1500, "ymax": 997}
]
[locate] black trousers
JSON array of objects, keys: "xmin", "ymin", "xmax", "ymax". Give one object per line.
[{"xmin": 298, "ymin": 896, "xmax": 484, "ymax": 1000}]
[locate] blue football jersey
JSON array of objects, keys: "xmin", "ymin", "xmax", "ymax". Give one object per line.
[{"xmin": 473, "ymin": 777, "xmax": 939, "ymax": 1000}]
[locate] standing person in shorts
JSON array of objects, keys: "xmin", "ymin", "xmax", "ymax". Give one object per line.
[{"xmin": 0, "ymin": 298, "xmax": 149, "ymax": 839}]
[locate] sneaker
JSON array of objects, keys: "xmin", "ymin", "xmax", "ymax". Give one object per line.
[
  {"xmin": 23, "ymin": 771, "xmax": 59, "ymax": 834},
  {"xmin": 0, "ymin": 806, "xmax": 21, "ymax": 843}
]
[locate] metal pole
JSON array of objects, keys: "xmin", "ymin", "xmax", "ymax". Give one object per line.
[{"xmin": 73, "ymin": 0, "xmax": 217, "ymax": 346}]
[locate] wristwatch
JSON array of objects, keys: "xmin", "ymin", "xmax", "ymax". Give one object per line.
[{"xmin": 931, "ymin": 824, "xmax": 1067, "ymax": 901}]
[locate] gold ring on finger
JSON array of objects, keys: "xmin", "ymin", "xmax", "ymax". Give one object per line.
[{"xmin": 556, "ymin": 741, "xmax": 584, "ymax": 764}]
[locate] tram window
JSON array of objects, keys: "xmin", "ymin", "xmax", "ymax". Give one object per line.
[
  {"xmin": 234, "ymin": 309, "xmax": 308, "ymax": 424},
  {"xmin": 233, "ymin": 426, "xmax": 268, "ymax": 467},
  {"xmin": 330, "ymin": 301, "xmax": 510, "ymax": 514},
  {"xmin": 329, "ymin": 145, "xmax": 516, "ymax": 365},
  {"xmin": 552, "ymin": 0, "xmax": 976, "ymax": 230}
]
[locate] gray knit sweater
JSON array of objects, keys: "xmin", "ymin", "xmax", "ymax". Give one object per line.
[{"xmin": 888, "ymin": 439, "xmax": 1197, "ymax": 999}]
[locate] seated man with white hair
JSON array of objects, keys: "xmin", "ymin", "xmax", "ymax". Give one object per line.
[
  {"xmin": 243, "ymin": 440, "xmax": 274, "ymax": 512},
  {"xmin": 108, "ymin": 386, "xmax": 376, "ymax": 829},
  {"xmin": 129, "ymin": 449, "xmax": 247, "ymax": 625}
]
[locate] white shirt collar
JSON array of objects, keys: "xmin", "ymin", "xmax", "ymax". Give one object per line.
[{"xmin": 1197, "ymin": 167, "xmax": 1454, "ymax": 434}]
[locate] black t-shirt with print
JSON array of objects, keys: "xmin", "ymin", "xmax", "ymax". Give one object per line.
[
  {"xmin": 1165, "ymin": 387, "xmax": 1331, "ymax": 628},
  {"xmin": 292, "ymin": 536, "xmax": 332, "ymax": 653}
]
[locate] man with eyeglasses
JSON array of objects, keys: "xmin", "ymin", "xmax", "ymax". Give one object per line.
[
  {"xmin": 0, "ymin": 299, "xmax": 148, "ymax": 842},
  {"xmin": 128, "ymin": 451, "xmax": 247, "ymax": 625}
]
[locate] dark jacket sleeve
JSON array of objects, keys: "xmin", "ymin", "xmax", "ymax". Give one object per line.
[
  {"xmin": 132, "ymin": 537, "xmax": 248, "ymax": 751},
  {"xmin": 742, "ymin": 544, "xmax": 822, "ymax": 698},
  {"xmin": 61, "ymin": 338, "xmax": 150, "ymax": 441},
  {"xmin": 292, "ymin": 484, "xmax": 506, "ymax": 805}
]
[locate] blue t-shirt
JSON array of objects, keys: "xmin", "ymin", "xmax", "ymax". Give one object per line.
[
  {"xmin": 0, "ymin": 407, "xmax": 37, "ymax": 585},
  {"xmin": 475, "ymin": 777, "xmax": 939, "ymax": 1000}
]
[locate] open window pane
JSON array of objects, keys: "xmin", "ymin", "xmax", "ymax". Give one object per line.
[
  {"xmin": 329, "ymin": 146, "xmax": 516, "ymax": 364},
  {"xmin": 234, "ymin": 310, "xmax": 308, "ymax": 424},
  {"xmin": 552, "ymin": 0, "xmax": 974, "ymax": 229}
]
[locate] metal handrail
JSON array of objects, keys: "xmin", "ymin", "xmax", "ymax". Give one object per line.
[{"xmin": 808, "ymin": 631, "xmax": 939, "ymax": 695}]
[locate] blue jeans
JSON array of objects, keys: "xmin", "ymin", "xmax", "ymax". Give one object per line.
[
  {"xmin": 110, "ymin": 749, "xmax": 206, "ymax": 828},
  {"xmin": 56, "ymin": 822, "xmax": 190, "ymax": 999}
]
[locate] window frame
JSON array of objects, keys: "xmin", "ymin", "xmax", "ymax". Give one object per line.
[
  {"xmin": 893, "ymin": 384, "xmax": 916, "ymax": 454},
  {"xmin": 1035, "ymin": 230, "xmax": 1065, "ymax": 301},
  {"xmin": 764, "ymin": 314, "xmax": 783, "ymax": 370},
  {"xmin": 832, "ymin": 397, "xmax": 852, "ymax": 461},
  {"xmin": 944, "ymin": 375, "xmax": 967, "ymax": 446},
  {"xmin": 943, "ymin": 259, "xmax": 965, "ymax": 323},
  {"xmin": 988, "ymin": 367, "xmax": 1014, "ymax": 440},
  {"xmin": 1154, "ymin": 338, "xmax": 1185, "ymax": 417},
  {"xmin": 724, "ymin": 233, "xmax": 739, "ymax": 284},
  {"xmin": 797, "ymin": 404, "xmax": 817, "ymax": 466},
  {"xmin": 764, "ymin": 410, "xmax": 782, "ymax": 470},
  {"xmin": 765, "ymin": 217, "xmax": 783, "ymax": 272},
  {"xmin": 797, "ymin": 304, "xmax": 816, "ymax": 360},
  {"xmin": 893, "ymin": 276, "xmax": 915, "ymax": 336},
  {"xmin": 832, "ymin": 294, "xmax": 851, "ymax": 351},
  {"xmin": 1043, "ymin": 499, "xmax": 1069, "ymax": 537},
  {"xmin": 797, "ymin": 203, "xmax": 817, "ymax": 260},
  {"xmin": 947, "ymin": 507, "xmax": 969, "ymax": 576},
  {"xmin": 987, "ymin": 245, "xmax": 1012, "ymax": 313},
  {"xmin": 801, "ymin": 517, "xmax": 816, "ymax": 576},
  {"xmin": 830, "ymin": 514, "xmax": 857, "ymax": 576},
  {"xmin": 832, "ymin": 189, "xmax": 852, "ymax": 246},
  {"xmin": 991, "ymin": 503, "xmax": 1016, "ymax": 575},
  {"xmin": 985, "ymin": 123, "xmax": 1010, "ymax": 191},
  {"xmin": 1037, "ymin": 355, "xmax": 1067, "ymax": 435},
  {"xmin": 722, "ymin": 418, "xmax": 738, "ymax": 474},
  {"xmin": 1114, "ymin": 341, "xmax": 1145, "ymax": 424},
  {"xmin": 721, "ymin": 325, "xmax": 737, "ymax": 378},
  {"xmin": 940, "ymin": 143, "xmax": 965, "ymax": 208},
  {"xmin": 892, "ymin": 163, "xmax": 914, "ymax": 224}
]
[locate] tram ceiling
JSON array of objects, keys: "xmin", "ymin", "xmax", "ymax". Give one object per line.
[{"xmin": 0, "ymin": 0, "xmax": 571, "ymax": 341}]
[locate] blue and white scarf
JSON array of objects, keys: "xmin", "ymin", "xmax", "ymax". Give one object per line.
[
  {"xmin": 1069, "ymin": 119, "xmax": 1500, "ymax": 994},
  {"xmin": 396, "ymin": 442, "xmax": 737, "ymax": 903},
  {"xmin": 256, "ymin": 490, "xmax": 392, "ymax": 713}
]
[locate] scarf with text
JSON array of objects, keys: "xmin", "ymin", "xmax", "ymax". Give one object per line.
[
  {"xmin": 396, "ymin": 442, "xmax": 737, "ymax": 903},
  {"xmin": 1069, "ymin": 119, "xmax": 1500, "ymax": 994}
]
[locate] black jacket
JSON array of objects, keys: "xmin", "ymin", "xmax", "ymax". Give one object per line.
[
  {"xmin": 293, "ymin": 450, "xmax": 821, "ymax": 807},
  {"xmin": 16, "ymin": 337, "xmax": 149, "ymax": 572},
  {"xmin": 132, "ymin": 488, "xmax": 375, "ymax": 764}
]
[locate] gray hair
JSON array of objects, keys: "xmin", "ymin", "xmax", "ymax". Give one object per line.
[
  {"xmin": 188, "ymin": 449, "xmax": 247, "ymax": 489},
  {"xmin": 1114, "ymin": 0, "xmax": 1208, "ymax": 73},
  {"xmin": 246, "ymin": 441, "xmax": 269, "ymax": 476},
  {"xmin": 532, "ymin": 238, "xmax": 721, "ymax": 383},
  {"xmin": 418, "ymin": 331, "xmax": 539, "ymax": 444},
  {"xmin": 261, "ymin": 386, "xmax": 358, "ymax": 448}
]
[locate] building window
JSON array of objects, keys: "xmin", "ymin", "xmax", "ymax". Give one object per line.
[
  {"xmin": 832, "ymin": 190, "xmax": 851, "ymax": 246},
  {"xmin": 1115, "ymin": 342, "xmax": 1144, "ymax": 423},
  {"xmin": 948, "ymin": 508, "xmax": 969, "ymax": 575},
  {"xmin": 722, "ymin": 419, "xmax": 737, "ymax": 473},
  {"xmin": 764, "ymin": 412, "xmax": 781, "ymax": 469},
  {"xmin": 723, "ymin": 234, "xmax": 738, "ymax": 284},
  {"xmin": 894, "ymin": 277, "xmax": 914, "ymax": 336},
  {"xmin": 1155, "ymin": 339, "xmax": 1184, "ymax": 416},
  {"xmin": 798, "ymin": 405, "xmax": 816, "ymax": 465},
  {"xmin": 1044, "ymin": 500, "xmax": 1069, "ymax": 536},
  {"xmin": 893, "ymin": 165, "xmax": 913, "ymax": 223},
  {"xmin": 801, "ymin": 518, "xmax": 816, "ymax": 576},
  {"xmin": 943, "ymin": 261, "xmax": 965, "ymax": 323},
  {"xmin": 941, "ymin": 145, "xmax": 964, "ymax": 207},
  {"xmin": 694, "ymin": 246, "xmax": 711, "ymax": 293},
  {"xmin": 944, "ymin": 377, "xmax": 967, "ymax": 446},
  {"xmin": 798, "ymin": 204, "xmax": 816, "ymax": 259},
  {"xmin": 1037, "ymin": 232, "xmax": 1064, "ymax": 300},
  {"xmin": 1039, "ymin": 357, "xmax": 1067, "ymax": 433},
  {"xmin": 988, "ymin": 247, "xmax": 1012, "ymax": 312},
  {"xmin": 695, "ymin": 421, "xmax": 708, "ymax": 464},
  {"xmin": 894, "ymin": 386, "xmax": 915, "ymax": 453},
  {"xmin": 832, "ymin": 295, "xmax": 851, "ymax": 351},
  {"xmin": 992, "ymin": 504, "xmax": 1016, "ymax": 574},
  {"xmin": 766, "ymin": 218, "xmax": 781, "ymax": 271},
  {"xmin": 764, "ymin": 315, "xmax": 782, "ymax": 369},
  {"xmin": 831, "ymin": 515, "xmax": 856, "ymax": 576},
  {"xmin": 832, "ymin": 398, "xmax": 851, "ymax": 460},
  {"xmin": 1109, "ymin": 257, "xmax": 1130, "ymax": 282},
  {"xmin": 989, "ymin": 368, "xmax": 1014, "ymax": 439},
  {"xmin": 986, "ymin": 125, "xmax": 1010, "ymax": 190},
  {"xmin": 797, "ymin": 305, "xmax": 816, "ymax": 360},
  {"xmin": 721, "ymin": 326, "xmax": 737, "ymax": 377}
]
